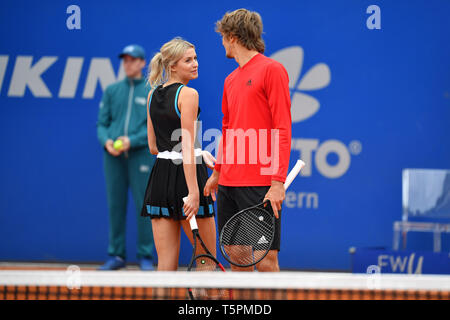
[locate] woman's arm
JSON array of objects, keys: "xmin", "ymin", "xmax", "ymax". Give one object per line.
[
  {"xmin": 179, "ymin": 86, "xmax": 200, "ymax": 220},
  {"xmin": 147, "ymin": 89, "xmax": 158, "ymax": 155}
]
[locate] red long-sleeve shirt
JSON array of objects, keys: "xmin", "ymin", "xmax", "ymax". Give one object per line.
[{"xmin": 214, "ymin": 53, "xmax": 292, "ymax": 186}]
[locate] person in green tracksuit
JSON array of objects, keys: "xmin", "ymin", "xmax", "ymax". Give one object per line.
[{"xmin": 96, "ymin": 44, "xmax": 156, "ymax": 270}]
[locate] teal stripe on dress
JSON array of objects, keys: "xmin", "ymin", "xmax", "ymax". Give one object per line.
[
  {"xmin": 174, "ymin": 85, "xmax": 184, "ymax": 118},
  {"xmin": 148, "ymin": 87, "xmax": 156, "ymax": 115},
  {"xmin": 208, "ymin": 204, "xmax": 214, "ymax": 213},
  {"xmin": 147, "ymin": 205, "xmax": 170, "ymax": 217},
  {"xmin": 151, "ymin": 206, "xmax": 160, "ymax": 215},
  {"xmin": 161, "ymin": 207, "xmax": 169, "ymax": 217}
]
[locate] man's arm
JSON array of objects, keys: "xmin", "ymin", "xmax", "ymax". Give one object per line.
[
  {"xmin": 97, "ymin": 86, "xmax": 122, "ymax": 156},
  {"xmin": 262, "ymin": 62, "xmax": 292, "ymax": 219},
  {"xmin": 97, "ymin": 87, "xmax": 112, "ymax": 148},
  {"xmin": 265, "ymin": 62, "xmax": 292, "ymax": 183}
]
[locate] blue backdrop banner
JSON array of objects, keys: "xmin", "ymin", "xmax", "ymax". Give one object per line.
[{"xmin": 1, "ymin": 0, "xmax": 449, "ymax": 270}]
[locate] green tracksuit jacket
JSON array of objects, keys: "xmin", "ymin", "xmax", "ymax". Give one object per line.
[{"xmin": 96, "ymin": 76, "xmax": 155, "ymax": 260}]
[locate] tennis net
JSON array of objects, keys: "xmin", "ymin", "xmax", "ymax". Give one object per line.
[{"xmin": 1, "ymin": 270, "xmax": 449, "ymax": 300}]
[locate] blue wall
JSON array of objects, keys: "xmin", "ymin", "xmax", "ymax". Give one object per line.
[{"xmin": 1, "ymin": 0, "xmax": 449, "ymax": 270}]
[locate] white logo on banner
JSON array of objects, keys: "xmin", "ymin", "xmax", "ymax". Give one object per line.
[
  {"xmin": 270, "ymin": 46, "xmax": 362, "ymax": 210},
  {"xmin": 270, "ymin": 46, "xmax": 361, "ymax": 182},
  {"xmin": 270, "ymin": 46, "xmax": 330, "ymax": 123}
]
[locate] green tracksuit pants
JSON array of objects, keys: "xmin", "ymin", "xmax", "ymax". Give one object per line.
[{"xmin": 103, "ymin": 147, "xmax": 155, "ymax": 260}]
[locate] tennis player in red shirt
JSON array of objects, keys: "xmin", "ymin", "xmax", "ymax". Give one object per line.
[{"xmin": 204, "ymin": 9, "xmax": 292, "ymax": 272}]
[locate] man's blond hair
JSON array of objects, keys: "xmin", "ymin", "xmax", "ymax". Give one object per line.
[{"xmin": 215, "ymin": 8, "xmax": 265, "ymax": 53}]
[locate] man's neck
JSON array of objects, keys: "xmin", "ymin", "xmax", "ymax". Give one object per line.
[{"xmin": 234, "ymin": 48, "xmax": 259, "ymax": 68}]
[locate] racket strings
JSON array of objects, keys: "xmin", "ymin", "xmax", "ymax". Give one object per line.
[
  {"xmin": 190, "ymin": 256, "xmax": 230, "ymax": 300},
  {"xmin": 192, "ymin": 256, "xmax": 218, "ymax": 272},
  {"xmin": 221, "ymin": 207, "xmax": 274, "ymax": 266}
]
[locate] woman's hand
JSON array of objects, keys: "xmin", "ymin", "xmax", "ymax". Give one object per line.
[
  {"xmin": 202, "ymin": 150, "xmax": 216, "ymax": 170},
  {"xmin": 183, "ymin": 192, "xmax": 200, "ymax": 221}
]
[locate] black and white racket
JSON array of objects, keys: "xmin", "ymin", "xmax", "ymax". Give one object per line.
[
  {"xmin": 219, "ymin": 159, "xmax": 306, "ymax": 268},
  {"xmin": 183, "ymin": 197, "xmax": 231, "ymax": 300}
]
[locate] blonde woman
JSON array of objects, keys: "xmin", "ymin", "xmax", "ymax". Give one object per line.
[{"xmin": 140, "ymin": 38, "xmax": 216, "ymax": 271}]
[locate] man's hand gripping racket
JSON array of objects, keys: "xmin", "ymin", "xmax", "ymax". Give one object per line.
[{"xmin": 219, "ymin": 159, "xmax": 306, "ymax": 268}]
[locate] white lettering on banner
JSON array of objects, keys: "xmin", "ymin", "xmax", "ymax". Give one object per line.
[
  {"xmin": 377, "ymin": 255, "xmax": 389, "ymax": 269},
  {"xmin": 315, "ymin": 140, "xmax": 351, "ymax": 178},
  {"xmin": 8, "ymin": 56, "xmax": 58, "ymax": 97},
  {"xmin": 285, "ymin": 191, "xmax": 319, "ymax": 209},
  {"xmin": 390, "ymin": 255, "xmax": 408, "ymax": 273},
  {"xmin": 83, "ymin": 58, "xmax": 124, "ymax": 98},
  {"xmin": 0, "ymin": 56, "xmax": 8, "ymax": 94},
  {"xmin": 407, "ymin": 253, "xmax": 423, "ymax": 274},
  {"xmin": 1, "ymin": 55, "xmax": 124, "ymax": 98},
  {"xmin": 292, "ymin": 138, "xmax": 355, "ymax": 178},
  {"xmin": 59, "ymin": 57, "xmax": 84, "ymax": 98},
  {"xmin": 377, "ymin": 254, "xmax": 423, "ymax": 274}
]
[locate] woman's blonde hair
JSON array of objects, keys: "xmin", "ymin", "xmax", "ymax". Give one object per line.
[
  {"xmin": 147, "ymin": 37, "xmax": 195, "ymax": 88},
  {"xmin": 215, "ymin": 8, "xmax": 265, "ymax": 53}
]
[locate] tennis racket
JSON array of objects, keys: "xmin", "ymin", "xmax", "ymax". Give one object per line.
[
  {"xmin": 183, "ymin": 197, "xmax": 231, "ymax": 300},
  {"xmin": 219, "ymin": 159, "xmax": 306, "ymax": 268}
]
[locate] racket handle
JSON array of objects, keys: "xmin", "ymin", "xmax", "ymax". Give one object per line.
[
  {"xmin": 284, "ymin": 160, "xmax": 305, "ymax": 190},
  {"xmin": 183, "ymin": 196, "xmax": 198, "ymax": 230},
  {"xmin": 189, "ymin": 215, "xmax": 198, "ymax": 230}
]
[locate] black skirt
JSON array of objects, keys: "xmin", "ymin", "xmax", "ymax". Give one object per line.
[{"xmin": 140, "ymin": 156, "xmax": 215, "ymax": 220}]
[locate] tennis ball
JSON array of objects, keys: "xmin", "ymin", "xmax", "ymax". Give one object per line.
[{"xmin": 113, "ymin": 139, "xmax": 123, "ymax": 150}]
